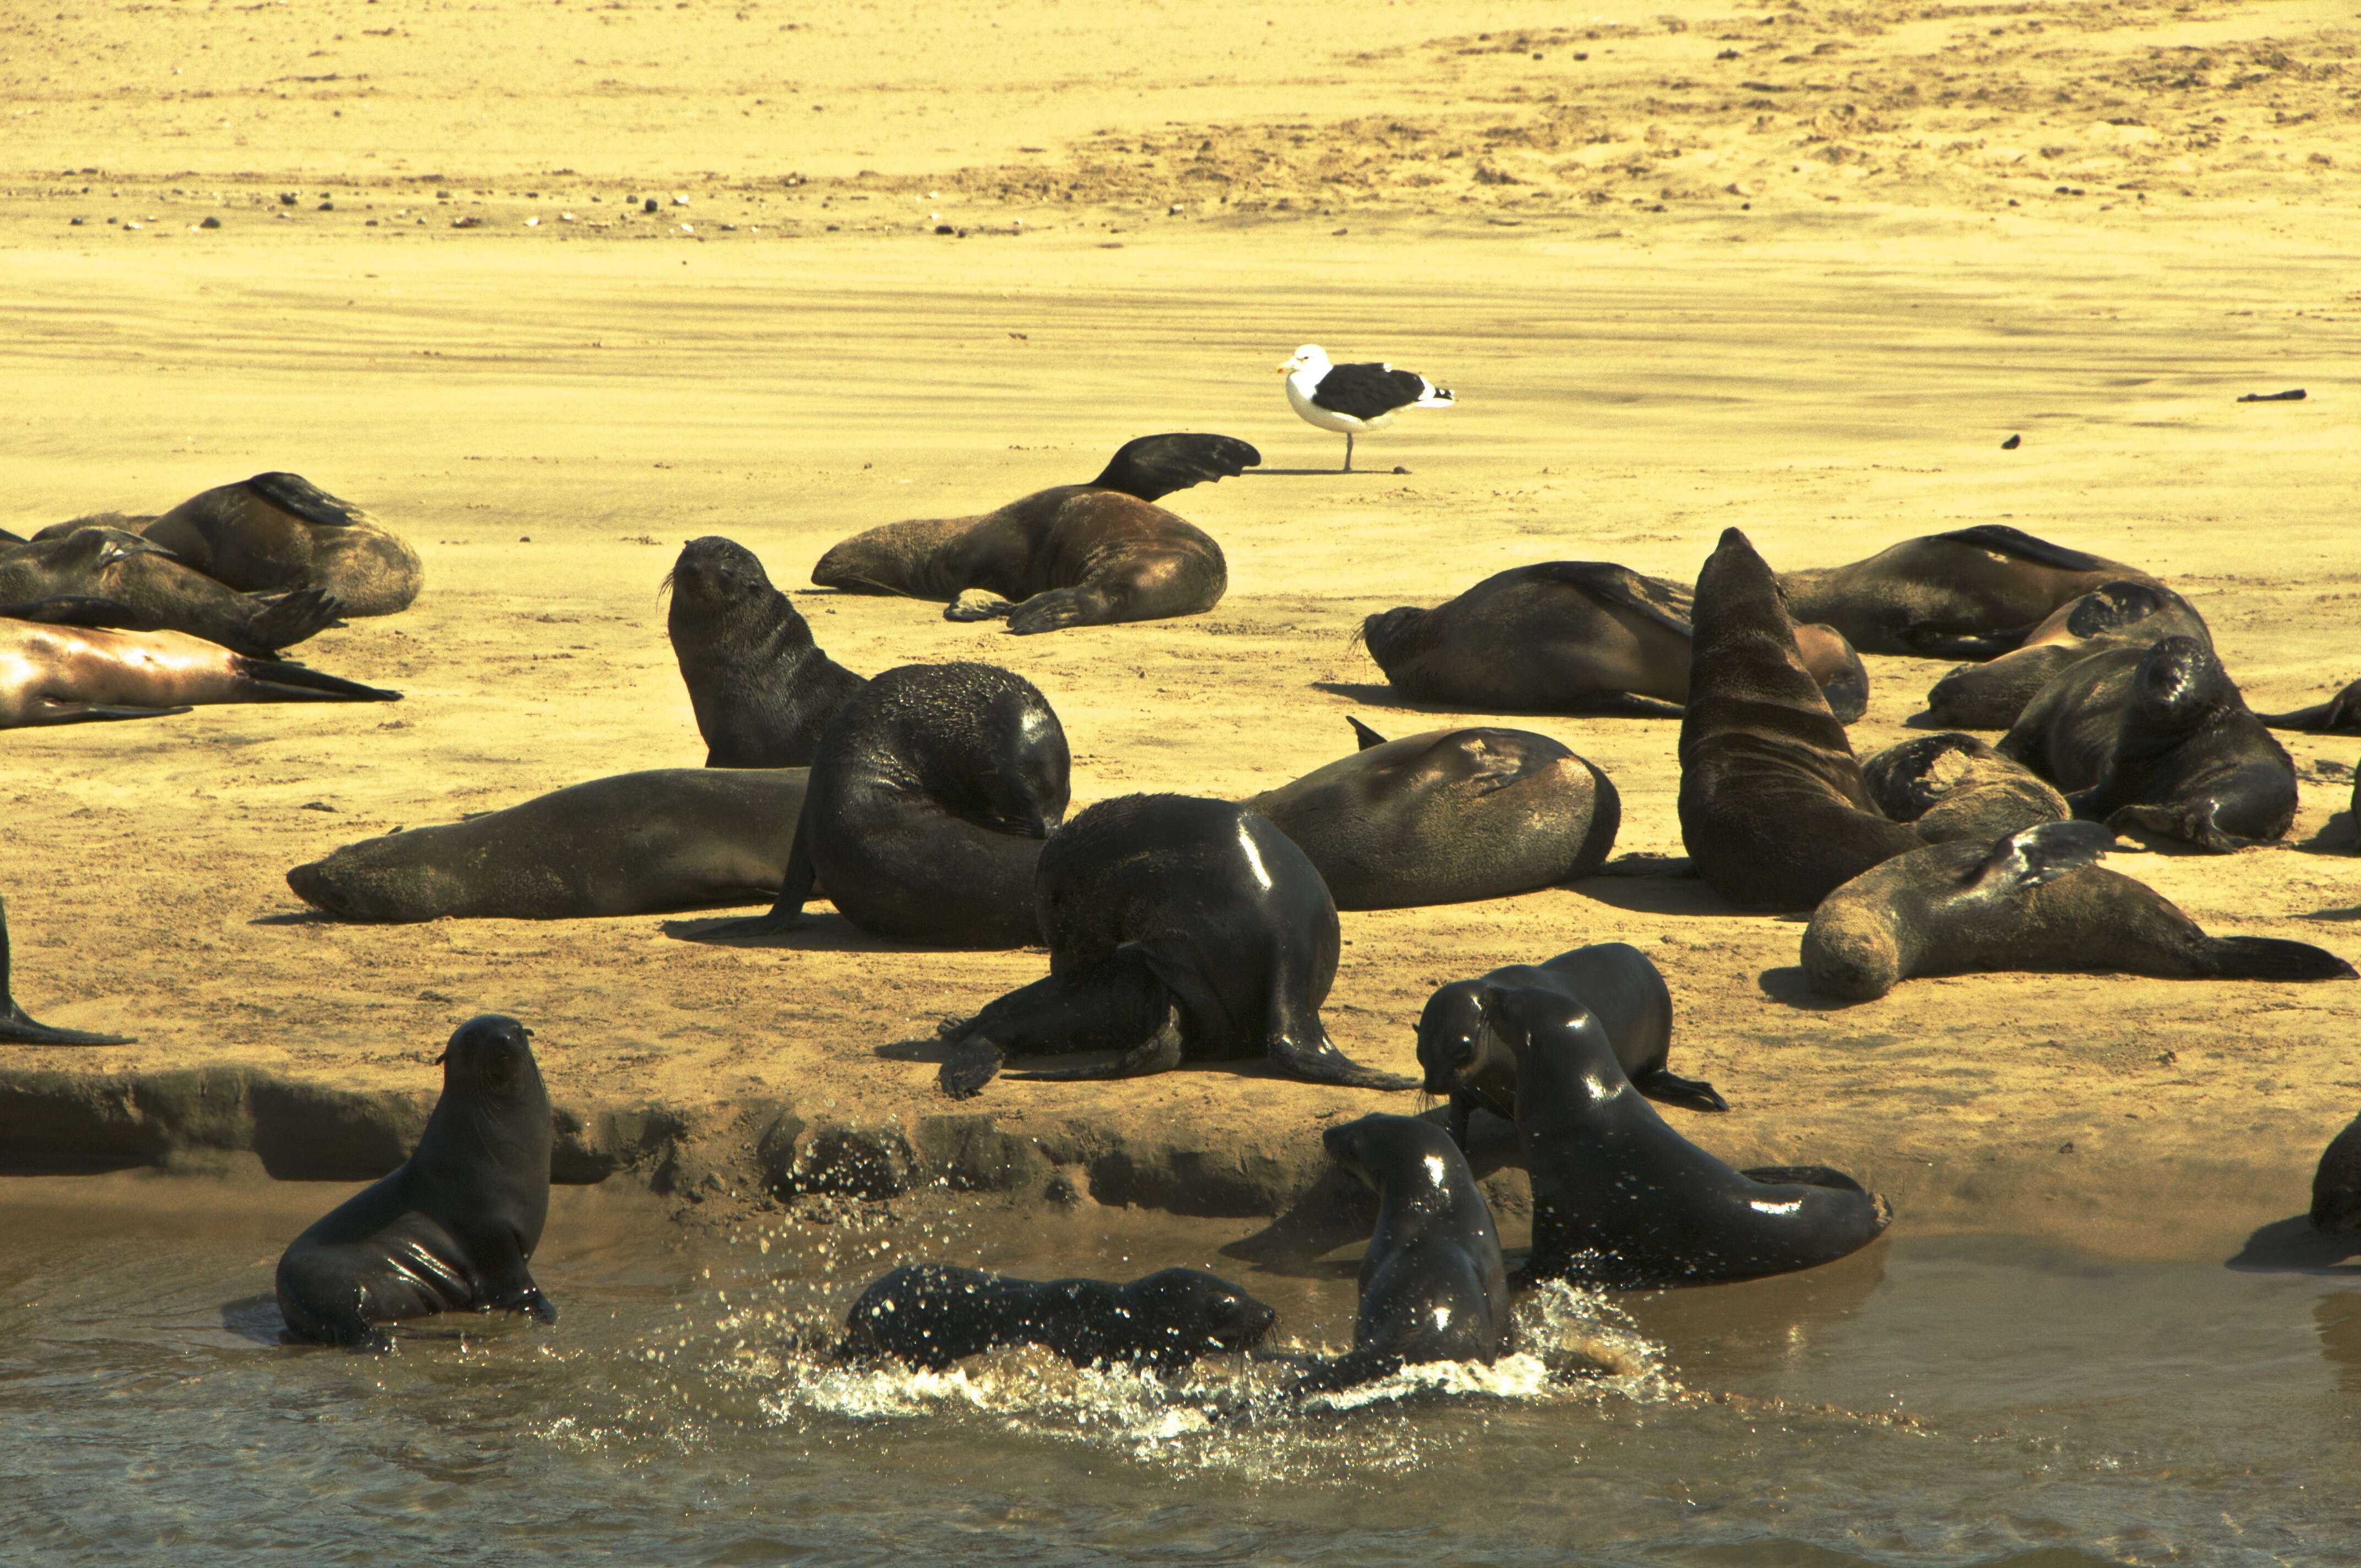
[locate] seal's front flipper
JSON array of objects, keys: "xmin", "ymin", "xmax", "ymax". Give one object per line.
[
  {"xmin": 1004, "ymin": 1007, "xmax": 1187, "ymax": 1084},
  {"xmin": 508, "ymin": 1286, "xmax": 559, "ymax": 1325},
  {"xmin": 699, "ymin": 825, "xmax": 818, "ymax": 939},
  {"xmin": 944, "ymin": 587, "xmax": 1015, "ymax": 622},
  {"xmin": 2199, "ymin": 936, "xmax": 2357, "ymax": 984},
  {"xmin": 0, "ymin": 596, "xmax": 153, "ymax": 630},
  {"xmin": 938, "ymin": 1037, "xmax": 1009, "ymax": 1099},
  {"xmin": 1004, "ymin": 586, "xmax": 1112, "ymax": 635},
  {"xmin": 1347, "ymin": 716, "xmax": 1389, "ymax": 750},
  {"xmin": 246, "ymin": 471, "xmax": 363, "ymax": 529},
  {"xmin": 1269, "ymin": 1031, "xmax": 1418, "ymax": 1091},
  {"xmin": 1637, "ymin": 1069, "xmax": 1729, "ymax": 1113},
  {"xmin": 23, "ymin": 699, "xmax": 192, "ymax": 727}
]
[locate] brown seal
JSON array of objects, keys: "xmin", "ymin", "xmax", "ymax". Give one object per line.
[
  {"xmin": 1922, "ymin": 580, "xmax": 2212, "ymax": 731},
  {"xmin": 1, "ymin": 529, "xmax": 343, "ymax": 656},
  {"xmin": 1859, "ymin": 732, "xmax": 2068, "ymax": 845},
  {"xmin": 1777, "ymin": 525, "xmax": 2157, "ymax": 658},
  {"xmin": 1, "ymin": 620, "xmax": 398, "ymax": 729},
  {"xmin": 665, "ymin": 537, "xmax": 864, "ymax": 767}
]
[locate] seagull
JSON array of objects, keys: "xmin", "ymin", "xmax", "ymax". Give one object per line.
[{"xmin": 1278, "ymin": 345, "xmax": 1455, "ymax": 472}]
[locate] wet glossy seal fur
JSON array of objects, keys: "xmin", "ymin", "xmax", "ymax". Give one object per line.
[
  {"xmin": 287, "ymin": 768, "xmax": 809, "ymax": 922},
  {"xmin": 1859, "ymin": 732, "xmax": 2068, "ymax": 845},
  {"xmin": 0, "ymin": 619, "xmax": 399, "ymax": 728},
  {"xmin": 1921, "ymin": 580, "xmax": 2212, "ymax": 731},
  {"xmin": 1242, "ymin": 718, "xmax": 1619, "ymax": 909},
  {"xmin": 1358, "ymin": 561, "xmax": 1871, "ymax": 722},
  {"xmin": 1, "ymin": 528, "xmax": 344, "ymax": 656},
  {"xmin": 275, "ymin": 1015, "xmax": 556, "ymax": 1350},
  {"xmin": 1493, "ymin": 986, "xmax": 1889, "ymax": 1287},
  {"xmin": 712, "ymin": 662, "xmax": 1069, "ymax": 947},
  {"xmin": 1677, "ymin": 528, "xmax": 1921, "ymax": 909},
  {"xmin": 2259, "ymin": 678, "xmax": 2361, "ymax": 736},
  {"xmin": 811, "ymin": 433, "xmax": 1253, "ymax": 634},
  {"xmin": 665, "ymin": 536, "xmax": 864, "ymax": 767},
  {"xmin": 1777, "ymin": 525, "xmax": 2156, "ymax": 657},
  {"xmin": 1416, "ymin": 943, "xmax": 1724, "ymax": 1147},
  {"xmin": 0, "ymin": 895, "xmax": 132, "ymax": 1046},
  {"xmin": 2312, "ymin": 1112, "xmax": 2361, "ymax": 1233},
  {"xmin": 839, "ymin": 1264, "xmax": 1276, "ymax": 1373},
  {"xmin": 935, "ymin": 793, "xmax": 1416, "ymax": 1097},
  {"xmin": 1800, "ymin": 821, "xmax": 2354, "ymax": 1001},
  {"xmin": 2000, "ymin": 635, "xmax": 2298, "ymax": 851}
]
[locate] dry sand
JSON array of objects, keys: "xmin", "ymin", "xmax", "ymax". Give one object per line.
[{"xmin": 4, "ymin": 0, "xmax": 2359, "ymax": 1257}]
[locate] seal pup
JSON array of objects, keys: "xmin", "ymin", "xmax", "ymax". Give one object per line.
[
  {"xmin": 1677, "ymin": 529, "xmax": 1921, "ymax": 910},
  {"xmin": 1800, "ymin": 820, "xmax": 2354, "ymax": 1001},
  {"xmin": 1859, "ymin": 732, "xmax": 2068, "ymax": 845},
  {"xmin": 2000, "ymin": 635, "xmax": 2298, "ymax": 851},
  {"xmin": 2313, "ymin": 1112, "xmax": 2361, "ymax": 1233},
  {"xmin": 275, "ymin": 1015, "xmax": 556, "ymax": 1350},
  {"xmin": 2259, "ymin": 678, "xmax": 2361, "ymax": 736},
  {"xmin": 1776, "ymin": 525, "xmax": 2157, "ymax": 657},
  {"xmin": 838, "ymin": 1264, "xmax": 1276, "ymax": 1374},
  {"xmin": 0, "ymin": 528, "xmax": 344, "ymax": 656},
  {"xmin": 664, "ymin": 536, "xmax": 864, "ymax": 767},
  {"xmin": 1, "ymin": 620, "xmax": 399, "ymax": 728},
  {"xmin": 1416, "ymin": 943, "xmax": 1724, "ymax": 1146},
  {"xmin": 1241, "ymin": 718, "xmax": 1619, "ymax": 910},
  {"xmin": 711, "ymin": 662, "xmax": 1069, "ymax": 947},
  {"xmin": 1294, "ymin": 1113, "xmax": 1508, "ymax": 1390},
  {"xmin": 1922, "ymin": 580, "xmax": 2213, "ymax": 731},
  {"xmin": 0, "ymin": 895, "xmax": 132, "ymax": 1046},
  {"xmin": 1359, "ymin": 562, "xmax": 1871, "ymax": 722},
  {"xmin": 1494, "ymin": 986, "xmax": 1890, "ymax": 1287},
  {"xmin": 810, "ymin": 433, "xmax": 1253, "ymax": 634},
  {"xmin": 936, "ymin": 794, "xmax": 1416, "ymax": 1097},
  {"xmin": 1278, "ymin": 345, "xmax": 1454, "ymax": 471},
  {"xmin": 287, "ymin": 769, "xmax": 810, "ymax": 922}
]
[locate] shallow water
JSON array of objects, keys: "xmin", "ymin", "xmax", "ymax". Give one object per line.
[{"xmin": 3, "ymin": 1174, "xmax": 2356, "ymax": 1566}]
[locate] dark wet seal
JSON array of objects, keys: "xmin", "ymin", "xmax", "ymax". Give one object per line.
[
  {"xmin": 1, "ymin": 527, "xmax": 347, "ymax": 656},
  {"xmin": 837, "ymin": 1264, "xmax": 1275, "ymax": 1375}
]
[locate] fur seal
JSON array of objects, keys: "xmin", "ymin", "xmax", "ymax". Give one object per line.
[
  {"xmin": 1416, "ymin": 943, "xmax": 1723, "ymax": 1145},
  {"xmin": 812, "ymin": 433, "xmax": 1252, "ymax": 634},
  {"xmin": 1776, "ymin": 525, "xmax": 2156, "ymax": 657},
  {"xmin": 1, "ymin": 619, "xmax": 398, "ymax": 728},
  {"xmin": 1297, "ymin": 1112, "xmax": 1509, "ymax": 1390},
  {"xmin": 0, "ymin": 895, "xmax": 132, "ymax": 1045},
  {"xmin": 287, "ymin": 768, "xmax": 809, "ymax": 922},
  {"xmin": 0, "ymin": 529, "xmax": 344, "ymax": 656},
  {"xmin": 1491, "ymin": 985, "xmax": 1890, "ymax": 1287},
  {"xmin": 2313, "ymin": 1111, "xmax": 2361, "ymax": 1233},
  {"xmin": 839, "ymin": 1264, "xmax": 1276, "ymax": 1373},
  {"xmin": 1241, "ymin": 718, "xmax": 1619, "ymax": 910},
  {"xmin": 2000, "ymin": 635, "xmax": 2298, "ymax": 851},
  {"xmin": 275, "ymin": 1015, "xmax": 556, "ymax": 1349},
  {"xmin": 1358, "ymin": 562, "xmax": 1871, "ymax": 722},
  {"xmin": 665, "ymin": 537, "xmax": 864, "ymax": 767},
  {"xmin": 2259, "ymin": 678, "xmax": 2361, "ymax": 735},
  {"xmin": 1678, "ymin": 529, "xmax": 1922, "ymax": 909},
  {"xmin": 1922, "ymin": 580, "xmax": 2213, "ymax": 731},
  {"xmin": 712, "ymin": 662, "xmax": 1068, "ymax": 946},
  {"xmin": 936, "ymin": 793, "xmax": 1416, "ymax": 1097},
  {"xmin": 1859, "ymin": 732, "xmax": 2068, "ymax": 845}
]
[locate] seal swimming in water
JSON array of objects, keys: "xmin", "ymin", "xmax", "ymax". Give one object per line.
[
  {"xmin": 664, "ymin": 536, "xmax": 864, "ymax": 767},
  {"xmin": 2313, "ymin": 1110, "xmax": 2361, "ymax": 1233},
  {"xmin": 936, "ymin": 793, "xmax": 1417, "ymax": 1097},
  {"xmin": 811, "ymin": 433, "xmax": 1253, "ymax": 634},
  {"xmin": 0, "ymin": 895, "xmax": 132, "ymax": 1045},
  {"xmin": 275, "ymin": 1015, "xmax": 556, "ymax": 1350},
  {"xmin": 1492, "ymin": 984, "xmax": 1890, "ymax": 1287},
  {"xmin": 0, "ymin": 619, "xmax": 399, "ymax": 728},
  {"xmin": 710, "ymin": 662, "xmax": 1069, "ymax": 948},
  {"xmin": 1776, "ymin": 525, "xmax": 2157, "ymax": 657},
  {"xmin": 1921, "ymin": 580, "xmax": 2213, "ymax": 731},
  {"xmin": 1241, "ymin": 718, "xmax": 1619, "ymax": 909},
  {"xmin": 1859, "ymin": 732, "xmax": 2068, "ymax": 845},
  {"xmin": 1416, "ymin": 943, "xmax": 1724, "ymax": 1145},
  {"xmin": 0, "ymin": 529, "xmax": 345, "ymax": 657},
  {"xmin": 2258, "ymin": 677, "xmax": 2361, "ymax": 736},
  {"xmin": 1358, "ymin": 562, "xmax": 1872, "ymax": 722},
  {"xmin": 287, "ymin": 768, "xmax": 810, "ymax": 922},
  {"xmin": 838, "ymin": 1264, "xmax": 1276, "ymax": 1374},
  {"xmin": 2000, "ymin": 635, "xmax": 2298, "ymax": 851},
  {"xmin": 1800, "ymin": 820, "xmax": 2354, "ymax": 1001},
  {"xmin": 1294, "ymin": 1112, "xmax": 1509, "ymax": 1391},
  {"xmin": 1678, "ymin": 529, "xmax": 1921, "ymax": 910}
]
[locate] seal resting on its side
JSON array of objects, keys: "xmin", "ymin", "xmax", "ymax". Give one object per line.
[
  {"xmin": 2312, "ymin": 1112, "xmax": 2361, "ymax": 1233},
  {"xmin": 936, "ymin": 793, "xmax": 1416, "ymax": 1097},
  {"xmin": 810, "ymin": 433, "xmax": 1253, "ymax": 634},
  {"xmin": 1800, "ymin": 820, "xmax": 2354, "ymax": 1001},
  {"xmin": 275, "ymin": 1015, "xmax": 556, "ymax": 1350},
  {"xmin": 838, "ymin": 1264, "xmax": 1276, "ymax": 1374},
  {"xmin": 1859, "ymin": 732, "xmax": 2068, "ymax": 845},
  {"xmin": 1922, "ymin": 580, "xmax": 2212, "ymax": 731},
  {"xmin": 1677, "ymin": 528, "xmax": 1921, "ymax": 909},
  {"xmin": 0, "ymin": 619, "xmax": 399, "ymax": 728},
  {"xmin": 0, "ymin": 894, "xmax": 132, "ymax": 1045},
  {"xmin": 1776, "ymin": 525, "xmax": 2157, "ymax": 657},
  {"xmin": 287, "ymin": 768, "xmax": 809, "ymax": 922},
  {"xmin": 665, "ymin": 536, "xmax": 864, "ymax": 767},
  {"xmin": 1241, "ymin": 717, "xmax": 1619, "ymax": 909},
  {"xmin": 0, "ymin": 529, "xmax": 344, "ymax": 656},
  {"xmin": 2258, "ymin": 678, "xmax": 2361, "ymax": 736}
]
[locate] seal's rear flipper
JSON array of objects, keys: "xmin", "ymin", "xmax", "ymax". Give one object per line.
[
  {"xmin": 1269, "ymin": 1032, "xmax": 1418, "ymax": 1091},
  {"xmin": 0, "ymin": 898, "xmax": 134, "ymax": 1046},
  {"xmin": 1089, "ymin": 433, "xmax": 1261, "ymax": 503},
  {"xmin": 244, "ymin": 588, "xmax": 349, "ymax": 652},
  {"xmin": 2257, "ymin": 678, "xmax": 2361, "ymax": 734},
  {"xmin": 2103, "ymin": 802, "xmax": 2254, "ymax": 853},
  {"xmin": 1933, "ymin": 524, "xmax": 2109, "ymax": 575},
  {"xmin": 945, "ymin": 588, "xmax": 1014, "ymax": 622},
  {"xmin": 0, "ymin": 596, "xmax": 154, "ymax": 630},
  {"xmin": 1003, "ymin": 1009, "xmax": 1187, "ymax": 1084},
  {"xmin": 231, "ymin": 657, "xmax": 400, "ymax": 703},
  {"xmin": 26, "ymin": 700, "xmax": 193, "ymax": 727},
  {"xmin": 1964, "ymin": 819, "xmax": 2114, "ymax": 896},
  {"xmin": 2200, "ymin": 936, "xmax": 2357, "ymax": 983},
  {"xmin": 1636, "ymin": 1069, "xmax": 1729, "ymax": 1113},
  {"xmin": 1347, "ymin": 716, "xmax": 1388, "ymax": 750},
  {"xmin": 245, "ymin": 472, "xmax": 363, "ymax": 529}
]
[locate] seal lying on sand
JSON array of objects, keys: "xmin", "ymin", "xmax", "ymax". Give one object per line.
[
  {"xmin": 1494, "ymin": 985, "xmax": 1889, "ymax": 1287},
  {"xmin": 2000, "ymin": 635, "xmax": 2298, "ymax": 851},
  {"xmin": 275, "ymin": 1015, "xmax": 556, "ymax": 1350},
  {"xmin": 287, "ymin": 769, "xmax": 809, "ymax": 922},
  {"xmin": 2313, "ymin": 1112, "xmax": 2361, "ymax": 1233},
  {"xmin": 2259, "ymin": 678, "xmax": 2361, "ymax": 736},
  {"xmin": 839, "ymin": 1264, "xmax": 1276, "ymax": 1373},
  {"xmin": 0, "ymin": 895, "xmax": 132, "ymax": 1046},
  {"xmin": 1921, "ymin": 580, "xmax": 2213, "ymax": 731},
  {"xmin": 1358, "ymin": 561, "xmax": 1871, "ymax": 721},
  {"xmin": 811, "ymin": 433, "xmax": 1254, "ymax": 634},
  {"xmin": 1677, "ymin": 528, "xmax": 1921, "ymax": 909},
  {"xmin": 936, "ymin": 794, "xmax": 1416, "ymax": 1097},
  {"xmin": 1242, "ymin": 718, "xmax": 1619, "ymax": 909},
  {"xmin": 1859, "ymin": 732, "xmax": 2067, "ymax": 845},
  {"xmin": 665, "ymin": 536, "xmax": 864, "ymax": 767},
  {"xmin": 0, "ymin": 620, "xmax": 398, "ymax": 728},
  {"xmin": 1800, "ymin": 820, "xmax": 2354, "ymax": 1001},
  {"xmin": 1777, "ymin": 525, "xmax": 2156, "ymax": 657},
  {"xmin": 1416, "ymin": 943, "xmax": 1725, "ymax": 1142},
  {"xmin": 1, "ymin": 529, "xmax": 344, "ymax": 656}
]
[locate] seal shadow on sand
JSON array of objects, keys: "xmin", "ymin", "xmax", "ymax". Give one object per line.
[
  {"xmin": 2226, "ymin": 1216, "xmax": 2361, "ymax": 1275},
  {"xmin": 220, "ymin": 1293, "xmax": 290, "ymax": 1347},
  {"xmin": 1308, "ymin": 680, "xmax": 1683, "ymax": 720},
  {"xmin": 251, "ymin": 908, "xmax": 337, "ymax": 928},
  {"xmin": 662, "ymin": 912, "xmax": 1027, "ymax": 954},
  {"xmin": 1571, "ymin": 864, "xmax": 1749, "ymax": 919},
  {"xmin": 1754, "ymin": 965, "xmax": 1860, "ymax": 1013}
]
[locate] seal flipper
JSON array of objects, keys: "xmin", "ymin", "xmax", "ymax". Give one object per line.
[
  {"xmin": 700, "ymin": 820, "xmax": 819, "ymax": 938},
  {"xmin": 2104, "ymin": 802, "xmax": 2253, "ymax": 854},
  {"xmin": 945, "ymin": 587, "xmax": 1015, "ymax": 622},
  {"xmin": 1286, "ymin": 1349, "xmax": 1406, "ymax": 1396},
  {"xmin": 2257, "ymin": 678, "xmax": 2361, "ymax": 734},
  {"xmin": 1635, "ymin": 1068, "xmax": 1729, "ymax": 1113},
  {"xmin": 2194, "ymin": 935, "xmax": 2357, "ymax": 984},
  {"xmin": 1739, "ymin": 1164, "xmax": 1871, "ymax": 1194},
  {"xmin": 1962, "ymin": 819, "xmax": 2115, "ymax": 897},
  {"xmin": 1087, "ymin": 433, "xmax": 1261, "ymax": 503},
  {"xmin": 230, "ymin": 657, "xmax": 402, "ymax": 704},
  {"xmin": 0, "ymin": 596, "xmax": 155, "ymax": 630},
  {"xmin": 244, "ymin": 472, "xmax": 362, "ymax": 529},
  {"xmin": 1, "ymin": 896, "xmax": 135, "ymax": 1046},
  {"xmin": 1934, "ymin": 524, "xmax": 2109, "ymax": 574},
  {"xmin": 1002, "ymin": 1005, "xmax": 1187, "ymax": 1082},
  {"xmin": 243, "ymin": 587, "xmax": 348, "ymax": 653},
  {"xmin": 1347, "ymin": 716, "xmax": 1388, "ymax": 751},
  {"xmin": 23, "ymin": 700, "xmax": 194, "ymax": 727},
  {"xmin": 1268, "ymin": 1030, "xmax": 1418, "ymax": 1091}
]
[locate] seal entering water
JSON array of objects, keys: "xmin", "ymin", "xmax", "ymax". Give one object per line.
[
  {"xmin": 838, "ymin": 1264, "xmax": 1276, "ymax": 1374},
  {"xmin": 665, "ymin": 536, "xmax": 864, "ymax": 767}
]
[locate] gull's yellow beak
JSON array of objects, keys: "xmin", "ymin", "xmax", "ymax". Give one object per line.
[{"xmin": 1275, "ymin": 359, "xmax": 1295, "ymax": 373}]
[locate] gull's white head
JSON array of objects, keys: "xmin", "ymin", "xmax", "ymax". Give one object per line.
[{"xmin": 1277, "ymin": 344, "xmax": 1330, "ymax": 375}]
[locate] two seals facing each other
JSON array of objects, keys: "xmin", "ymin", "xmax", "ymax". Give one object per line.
[
  {"xmin": 0, "ymin": 619, "xmax": 398, "ymax": 729},
  {"xmin": 665, "ymin": 536, "xmax": 864, "ymax": 768},
  {"xmin": 1921, "ymin": 579, "xmax": 2212, "ymax": 731},
  {"xmin": 839, "ymin": 1264, "xmax": 1276, "ymax": 1374},
  {"xmin": 1776, "ymin": 524, "xmax": 2156, "ymax": 658},
  {"xmin": 275, "ymin": 1015, "xmax": 557, "ymax": 1349},
  {"xmin": 0, "ymin": 895, "xmax": 132, "ymax": 1046}
]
